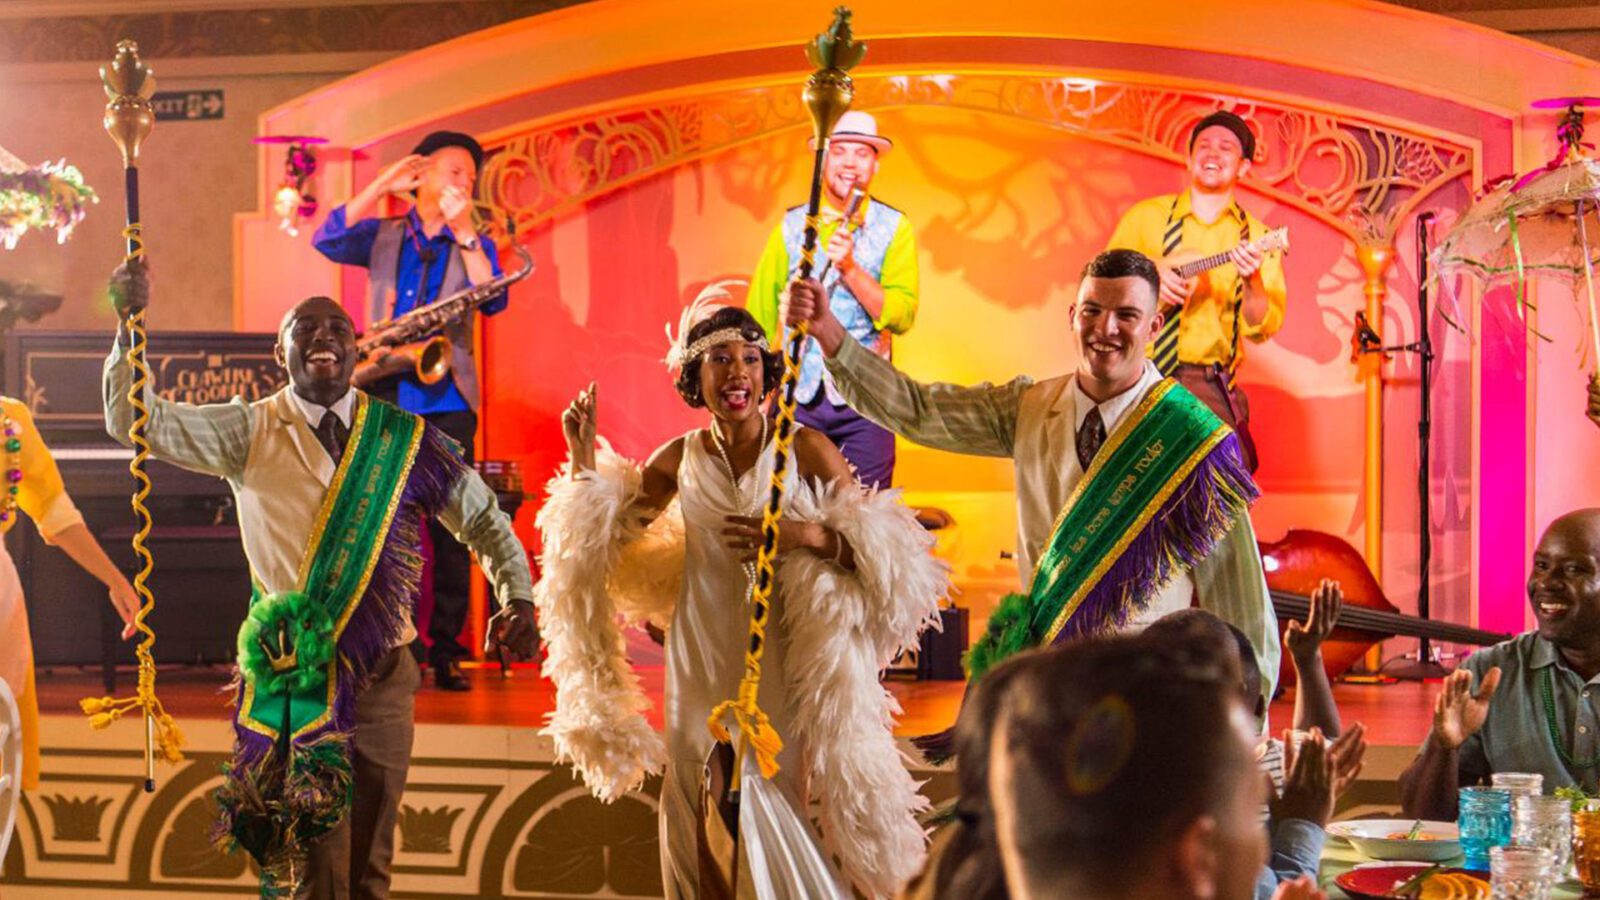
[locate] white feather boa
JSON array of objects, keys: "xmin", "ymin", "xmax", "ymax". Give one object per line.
[
  {"xmin": 532, "ymin": 445, "xmax": 673, "ymax": 803},
  {"xmin": 534, "ymin": 443, "xmax": 950, "ymax": 898},
  {"xmin": 778, "ymin": 478, "xmax": 949, "ymax": 898}
]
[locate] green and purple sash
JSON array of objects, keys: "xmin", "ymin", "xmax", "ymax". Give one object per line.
[
  {"xmin": 217, "ymin": 396, "xmax": 424, "ymax": 898},
  {"xmin": 964, "ymin": 380, "xmax": 1257, "ymax": 680}
]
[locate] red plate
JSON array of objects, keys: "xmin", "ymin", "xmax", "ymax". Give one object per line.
[{"xmin": 1334, "ymin": 865, "xmax": 1486, "ymax": 899}]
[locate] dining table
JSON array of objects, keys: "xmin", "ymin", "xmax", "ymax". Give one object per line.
[{"xmin": 1320, "ymin": 838, "xmax": 1587, "ymax": 897}]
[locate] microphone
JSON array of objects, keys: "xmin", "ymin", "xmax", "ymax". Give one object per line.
[
  {"xmin": 1350, "ymin": 310, "xmax": 1383, "ymax": 362},
  {"xmin": 842, "ymin": 184, "xmax": 867, "ymax": 222},
  {"xmin": 815, "ymin": 185, "xmax": 868, "ymax": 285}
]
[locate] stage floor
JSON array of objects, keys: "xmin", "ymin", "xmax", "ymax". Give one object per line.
[
  {"xmin": 4, "ymin": 665, "xmax": 1437, "ymax": 899},
  {"xmin": 29, "ymin": 661, "xmax": 1438, "ymax": 745}
]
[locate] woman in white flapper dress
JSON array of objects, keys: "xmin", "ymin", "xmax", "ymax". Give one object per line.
[{"xmin": 533, "ymin": 290, "xmax": 949, "ymax": 899}]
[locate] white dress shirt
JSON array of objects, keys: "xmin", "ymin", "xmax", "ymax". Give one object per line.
[{"xmin": 290, "ymin": 388, "xmax": 356, "ymax": 430}]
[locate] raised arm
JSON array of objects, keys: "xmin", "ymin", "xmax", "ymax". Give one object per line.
[
  {"xmin": 1399, "ymin": 664, "xmax": 1499, "ymax": 819},
  {"xmin": 1284, "ymin": 578, "xmax": 1344, "ymax": 737},
  {"xmin": 104, "ymin": 260, "xmax": 252, "ymax": 480},
  {"xmin": 784, "ymin": 277, "xmax": 1027, "ymax": 457}
]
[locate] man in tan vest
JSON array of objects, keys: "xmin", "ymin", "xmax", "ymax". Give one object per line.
[
  {"xmin": 784, "ymin": 249, "xmax": 1278, "ymax": 709},
  {"xmin": 105, "ymin": 259, "xmax": 536, "ymax": 899}
]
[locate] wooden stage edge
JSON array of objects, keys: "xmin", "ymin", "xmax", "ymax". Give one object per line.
[
  {"xmin": 31, "ymin": 661, "xmax": 1439, "ymax": 746},
  {"xmin": 2, "ymin": 667, "xmax": 1438, "ymax": 899}
]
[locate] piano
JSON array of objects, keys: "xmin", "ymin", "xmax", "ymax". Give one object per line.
[{"xmin": 7, "ymin": 331, "xmax": 285, "ymax": 689}]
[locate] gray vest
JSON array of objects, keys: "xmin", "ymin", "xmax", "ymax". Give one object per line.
[{"xmin": 367, "ymin": 218, "xmax": 483, "ymax": 412}]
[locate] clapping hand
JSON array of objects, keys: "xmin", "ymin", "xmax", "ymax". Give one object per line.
[
  {"xmin": 1285, "ymin": 578, "xmax": 1342, "ymax": 662},
  {"xmin": 1329, "ymin": 722, "xmax": 1368, "ymax": 797},
  {"xmin": 1431, "ymin": 667, "xmax": 1501, "ymax": 750},
  {"xmin": 1272, "ymin": 728, "xmax": 1336, "ymax": 827}
]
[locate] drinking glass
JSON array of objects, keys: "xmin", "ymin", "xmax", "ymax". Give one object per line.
[
  {"xmin": 1461, "ymin": 786, "xmax": 1514, "ymax": 871},
  {"xmin": 1572, "ymin": 805, "xmax": 1600, "ymax": 895},
  {"xmin": 1493, "ymin": 772, "xmax": 1546, "ymax": 798},
  {"xmin": 1513, "ymin": 795, "xmax": 1572, "ymax": 875},
  {"xmin": 1490, "ymin": 845, "xmax": 1556, "ymax": 899}
]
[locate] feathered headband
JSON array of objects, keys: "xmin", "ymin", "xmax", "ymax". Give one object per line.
[{"xmin": 664, "ymin": 279, "xmax": 755, "ymax": 373}]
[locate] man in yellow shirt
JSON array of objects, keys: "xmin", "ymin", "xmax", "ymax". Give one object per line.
[
  {"xmin": 747, "ymin": 111, "xmax": 919, "ymax": 489},
  {"xmin": 1107, "ymin": 111, "xmax": 1287, "ymax": 471}
]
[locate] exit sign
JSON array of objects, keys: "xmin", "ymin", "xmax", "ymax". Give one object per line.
[{"xmin": 151, "ymin": 90, "xmax": 224, "ymax": 121}]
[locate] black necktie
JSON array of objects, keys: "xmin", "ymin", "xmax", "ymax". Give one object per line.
[
  {"xmin": 1077, "ymin": 407, "xmax": 1106, "ymax": 472},
  {"xmin": 313, "ymin": 410, "xmax": 348, "ymax": 464}
]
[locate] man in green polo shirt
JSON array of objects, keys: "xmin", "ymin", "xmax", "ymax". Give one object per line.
[{"xmin": 1400, "ymin": 509, "xmax": 1600, "ymax": 818}]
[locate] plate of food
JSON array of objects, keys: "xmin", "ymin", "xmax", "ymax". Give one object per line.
[
  {"xmin": 1335, "ymin": 865, "xmax": 1488, "ymax": 899},
  {"xmin": 1327, "ymin": 819, "xmax": 1462, "ymax": 861}
]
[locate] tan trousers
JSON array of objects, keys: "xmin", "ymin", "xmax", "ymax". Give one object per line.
[{"xmin": 298, "ymin": 648, "xmax": 420, "ymax": 900}]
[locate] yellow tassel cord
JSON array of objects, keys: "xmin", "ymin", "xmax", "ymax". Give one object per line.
[
  {"xmin": 706, "ymin": 214, "xmax": 830, "ymax": 781},
  {"xmin": 80, "ymin": 222, "xmax": 183, "ymax": 768}
]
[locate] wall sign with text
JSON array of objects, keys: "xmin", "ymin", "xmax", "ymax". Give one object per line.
[{"xmin": 151, "ymin": 90, "xmax": 224, "ymax": 121}]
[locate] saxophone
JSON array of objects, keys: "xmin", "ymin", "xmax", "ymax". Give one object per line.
[{"xmin": 353, "ymin": 244, "xmax": 534, "ymax": 388}]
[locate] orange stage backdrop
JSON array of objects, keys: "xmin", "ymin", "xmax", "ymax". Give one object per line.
[{"xmin": 237, "ymin": 0, "xmax": 1600, "ymax": 656}]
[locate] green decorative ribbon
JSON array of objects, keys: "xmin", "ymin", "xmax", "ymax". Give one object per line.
[
  {"xmin": 965, "ymin": 381, "xmax": 1248, "ymax": 681},
  {"xmin": 236, "ymin": 397, "xmax": 423, "ymax": 742}
]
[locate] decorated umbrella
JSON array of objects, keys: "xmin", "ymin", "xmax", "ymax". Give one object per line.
[
  {"xmin": 0, "ymin": 143, "xmax": 95, "ymax": 250},
  {"xmin": 1433, "ymin": 100, "xmax": 1600, "ymax": 364}
]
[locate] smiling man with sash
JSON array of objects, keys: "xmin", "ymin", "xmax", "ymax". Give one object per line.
[
  {"xmin": 785, "ymin": 249, "xmax": 1277, "ymax": 753},
  {"xmin": 104, "ymin": 260, "xmax": 538, "ymax": 900}
]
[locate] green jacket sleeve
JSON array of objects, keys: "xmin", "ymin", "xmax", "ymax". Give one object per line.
[
  {"xmin": 747, "ymin": 223, "xmax": 791, "ymax": 344},
  {"xmin": 873, "ymin": 216, "xmax": 920, "ymax": 334}
]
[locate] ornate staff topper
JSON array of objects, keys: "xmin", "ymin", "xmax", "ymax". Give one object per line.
[
  {"xmin": 79, "ymin": 39, "xmax": 184, "ymax": 793},
  {"xmin": 102, "ymin": 40, "xmax": 155, "ymax": 169}
]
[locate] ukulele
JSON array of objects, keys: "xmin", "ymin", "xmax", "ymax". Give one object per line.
[{"xmin": 1161, "ymin": 226, "xmax": 1290, "ymax": 306}]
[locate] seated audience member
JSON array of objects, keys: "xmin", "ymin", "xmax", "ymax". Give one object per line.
[
  {"xmin": 1400, "ymin": 508, "xmax": 1600, "ymax": 819},
  {"xmin": 986, "ymin": 627, "xmax": 1308, "ymax": 900},
  {"xmin": 1146, "ymin": 602, "xmax": 1367, "ymax": 900},
  {"xmin": 898, "ymin": 653, "xmax": 1046, "ymax": 900}
]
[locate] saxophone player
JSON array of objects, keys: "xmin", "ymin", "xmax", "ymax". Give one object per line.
[{"xmin": 313, "ymin": 129, "xmax": 507, "ymax": 692}]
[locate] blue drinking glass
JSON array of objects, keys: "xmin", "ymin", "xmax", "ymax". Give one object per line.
[{"xmin": 1459, "ymin": 785, "xmax": 1513, "ymax": 870}]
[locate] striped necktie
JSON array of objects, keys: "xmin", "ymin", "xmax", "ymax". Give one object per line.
[
  {"xmin": 1076, "ymin": 407, "xmax": 1106, "ymax": 472},
  {"xmin": 1226, "ymin": 207, "xmax": 1252, "ymax": 376},
  {"xmin": 1151, "ymin": 203, "xmax": 1184, "ymax": 375}
]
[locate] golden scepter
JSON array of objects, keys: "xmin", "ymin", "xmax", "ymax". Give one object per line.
[
  {"xmin": 702, "ymin": 6, "xmax": 864, "ymax": 891},
  {"xmin": 80, "ymin": 39, "xmax": 184, "ymax": 791}
]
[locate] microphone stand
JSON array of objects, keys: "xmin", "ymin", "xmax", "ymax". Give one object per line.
[{"xmin": 1355, "ymin": 211, "xmax": 1449, "ymax": 680}]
